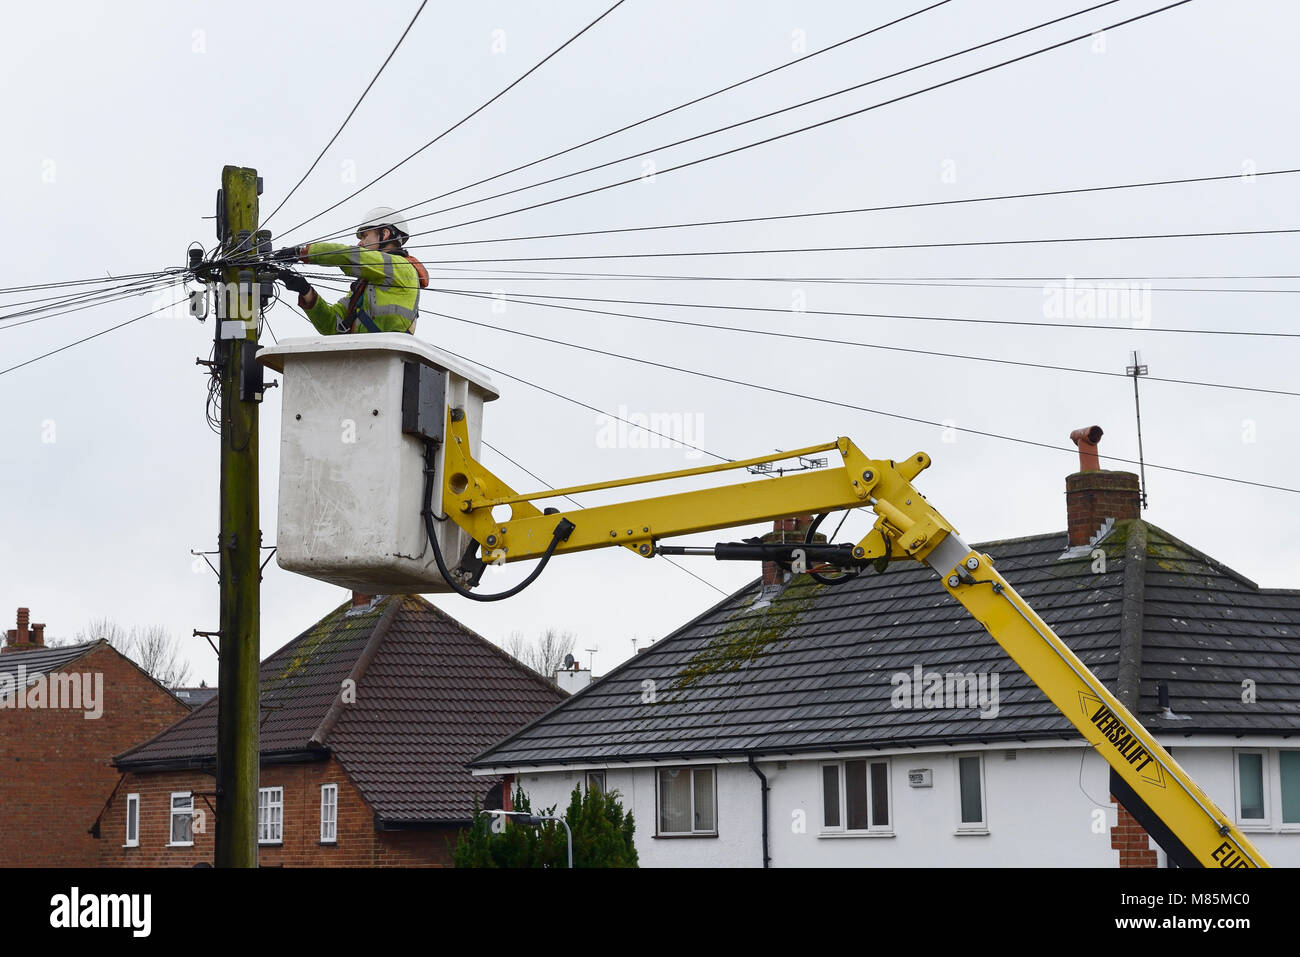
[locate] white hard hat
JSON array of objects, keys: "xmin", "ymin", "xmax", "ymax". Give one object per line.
[{"xmin": 356, "ymin": 206, "xmax": 410, "ymax": 241}]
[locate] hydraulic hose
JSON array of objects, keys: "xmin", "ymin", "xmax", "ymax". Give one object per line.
[
  {"xmin": 420, "ymin": 440, "xmax": 573, "ymax": 601},
  {"xmin": 805, "ymin": 512, "xmax": 860, "ymax": 587}
]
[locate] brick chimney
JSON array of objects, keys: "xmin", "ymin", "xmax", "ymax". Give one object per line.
[
  {"xmin": 3, "ymin": 607, "xmax": 46, "ymax": 654},
  {"xmin": 1066, "ymin": 426, "xmax": 1141, "ymax": 546}
]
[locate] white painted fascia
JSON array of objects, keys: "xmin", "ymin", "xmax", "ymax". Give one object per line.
[{"xmin": 473, "ymin": 733, "xmax": 1297, "ymax": 777}]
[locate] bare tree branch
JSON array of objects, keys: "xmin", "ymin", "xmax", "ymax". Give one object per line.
[
  {"xmin": 504, "ymin": 628, "xmax": 577, "ymax": 679},
  {"xmin": 74, "ymin": 618, "xmax": 192, "ymax": 687}
]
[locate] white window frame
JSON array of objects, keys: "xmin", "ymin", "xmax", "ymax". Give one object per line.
[
  {"xmin": 168, "ymin": 792, "xmax": 194, "ymax": 847},
  {"xmin": 320, "ymin": 784, "xmax": 338, "ymax": 844},
  {"xmin": 1280, "ymin": 749, "xmax": 1300, "ymax": 832},
  {"xmin": 1234, "ymin": 749, "xmax": 1269, "ymax": 829},
  {"xmin": 656, "ymin": 766, "xmax": 717, "ymax": 836},
  {"xmin": 258, "ymin": 786, "xmax": 284, "ymax": 845},
  {"xmin": 819, "ymin": 758, "xmax": 893, "ymax": 837},
  {"xmin": 586, "ymin": 770, "xmax": 606, "ymax": 794},
  {"xmin": 124, "ymin": 793, "xmax": 139, "ymax": 848},
  {"xmin": 954, "ymin": 753, "xmax": 988, "ymax": 834}
]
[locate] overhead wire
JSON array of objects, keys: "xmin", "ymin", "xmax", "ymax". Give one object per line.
[
  {"xmin": 325, "ymin": 0, "xmax": 1184, "ymax": 246},
  {"xmin": 412, "ymin": 225, "xmax": 1300, "ymax": 264},
  {"xmin": 261, "ymin": 0, "xmax": 430, "ymax": 228},
  {"xmin": 423, "ymin": 286, "xmax": 1300, "ymax": 394},
  {"xmin": 424, "ymin": 307, "xmax": 1300, "ymax": 495},
  {"xmin": 287, "ymin": 0, "xmax": 959, "ymax": 247},
  {"xmin": 479, "ymin": 439, "xmax": 730, "ymax": 597},
  {"xmin": 442, "ymin": 347, "xmax": 730, "ymax": 464},
  {"xmin": 422, "ymin": 284, "xmax": 1298, "ymax": 339},
  {"xmin": 399, "ymin": 167, "xmax": 1300, "ymax": 250},
  {"xmin": 420, "ymin": 265, "xmax": 1300, "ymax": 283},
  {"xmin": 0, "ymin": 269, "xmax": 185, "ymax": 297},
  {"xmin": 0, "ymin": 275, "xmax": 188, "ymax": 331},
  {"xmin": 276, "ymin": 0, "xmax": 632, "ymax": 240},
  {"xmin": 414, "ymin": 269, "xmax": 1300, "ymax": 295},
  {"xmin": 0, "ymin": 274, "xmax": 189, "ymax": 312},
  {"xmin": 0, "ymin": 290, "xmax": 188, "ymax": 378}
]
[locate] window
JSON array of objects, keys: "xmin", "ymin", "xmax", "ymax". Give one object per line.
[
  {"xmin": 169, "ymin": 792, "xmax": 193, "ymax": 846},
  {"xmin": 1280, "ymin": 751, "xmax": 1300, "ymax": 826},
  {"xmin": 956, "ymin": 755, "xmax": 986, "ymax": 832},
  {"xmin": 657, "ymin": 767, "xmax": 716, "ymax": 835},
  {"xmin": 258, "ymin": 787, "xmax": 284, "ymax": 844},
  {"xmin": 320, "ymin": 784, "xmax": 338, "ymax": 844},
  {"xmin": 821, "ymin": 759, "xmax": 890, "ymax": 834},
  {"xmin": 586, "ymin": 771, "xmax": 606, "ymax": 794},
  {"xmin": 1235, "ymin": 751, "xmax": 1266, "ymax": 823},
  {"xmin": 124, "ymin": 794, "xmax": 139, "ymax": 848}
]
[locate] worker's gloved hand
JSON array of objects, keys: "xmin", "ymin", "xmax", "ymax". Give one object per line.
[
  {"xmin": 270, "ymin": 246, "xmax": 303, "ymax": 263},
  {"xmin": 276, "ymin": 267, "xmax": 311, "ymax": 295}
]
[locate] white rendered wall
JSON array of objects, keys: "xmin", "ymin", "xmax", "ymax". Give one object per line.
[
  {"xmin": 506, "ymin": 743, "xmax": 1299, "ymax": 867},
  {"xmin": 1165, "ymin": 745, "xmax": 1298, "ymax": 867}
]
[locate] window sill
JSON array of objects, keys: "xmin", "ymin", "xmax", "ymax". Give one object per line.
[
  {"xmin": 166, "ymin": 842, "xmax": 194, "ymax": 848},
  {"xmin": 955, "ymin": 827, "xmax": 990, "ymax": 836},
  {"xmin": 318, "ymin": 840, "xmax": 338, "ymax": 846},
  {"xmin": 818, "ymin": 830, "xmax": 894, "ymax": 839},
  {"xmin": 653, "ymin": 832, "xmax": 718, "ymax": 839},
  {"xmin": 122, "ymin": 843, "xmax": 138, "ymax": 849},
  {"xmin": 258, "ymin": 841, "xmax": 284, "ymax": 847}
]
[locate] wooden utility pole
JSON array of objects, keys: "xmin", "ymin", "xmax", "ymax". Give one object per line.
[{"xmin": 214, "ymin": 165, "xmax": 262, "ymax": 867}]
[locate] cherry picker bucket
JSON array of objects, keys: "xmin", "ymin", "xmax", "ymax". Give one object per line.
[{"xmin": 259, "ymin": 334, "xmax": 498, "ymax": 593}]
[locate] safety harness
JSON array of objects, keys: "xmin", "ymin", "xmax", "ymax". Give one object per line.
[{"xmin": 341, "ymin": 251, "xmax": 430, "ymax": 334}]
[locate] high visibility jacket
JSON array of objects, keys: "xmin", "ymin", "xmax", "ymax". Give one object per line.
[{"xmin": 298, "ymin": 242, "xmax": 429, "ymax": 335}]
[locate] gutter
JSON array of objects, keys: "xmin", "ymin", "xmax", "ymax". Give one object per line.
[
  {"xmin": 114, "ymin": 747, "xmax": 329, "ymax": 774},
  {"xmin": 747, "ymin": 754, "xmax": 770, "ymax": 869}
]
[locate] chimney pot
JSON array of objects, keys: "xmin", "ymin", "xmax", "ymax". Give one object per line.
[
  {"xmin": 3, "ymin": 607, "xmax": 42, "ymax": 654},
  {"xmin": 1069, "ymin": 425, "xmax": 1104, "ymax": 472}
]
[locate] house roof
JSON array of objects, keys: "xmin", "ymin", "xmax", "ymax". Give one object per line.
[
  {"xmin": 116, "ymin": 595, "xmax": 567, "ymax": 823},
  {"xmin": 472, "ymin": 521, "xmax": 1300, "ymax": 769},
  {"xmin": 0, "ymin": 640, "xmax": 103, "ymax": 684},
  {"xmin": 1, "ymin": 639, "xmax": 187, "ymax": 711},
  {"xmin": 171, "ymin": 687, "xmax": 218, "ymax": 709}
]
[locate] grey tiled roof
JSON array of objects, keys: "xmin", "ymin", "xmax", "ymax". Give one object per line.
[
  {"xmin": 473, "ymin": 522, "xmax": 1300, "ymax": 768},
  {"xmin": 327, "ymin": 597, "xmax": 570, "ymax": 821},
  {"xmin": 171, "ymin": 687, "xmax": 218, "ymax": 709},
  {"xmin": 116, "ymin": 595, "xmax": 567, "ymax": 823},
  {"xmin": 0, "ymin": 641, "xmax": 102, "ymax": 682}
]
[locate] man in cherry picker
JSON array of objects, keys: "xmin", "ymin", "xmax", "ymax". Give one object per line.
[{"xmin": 271, "ymin": 207, "xmax": 429, "ymax": 335}]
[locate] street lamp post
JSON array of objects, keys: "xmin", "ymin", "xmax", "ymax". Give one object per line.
[{"xmin": 486, "ymin": 810, "xmax": 574, "ymax": 868}]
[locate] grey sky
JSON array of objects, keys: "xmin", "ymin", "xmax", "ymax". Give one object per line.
[{"xmin": 2, "ymin": 0, "xmax": 1297, "ymax": 686}]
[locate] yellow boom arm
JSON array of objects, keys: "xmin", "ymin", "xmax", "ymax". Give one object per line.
[{"xmin": 439, "ymin": 413, "xmax": 1267, "ymax": 868}]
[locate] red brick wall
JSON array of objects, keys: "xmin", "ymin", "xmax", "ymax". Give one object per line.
[
  {"xmin": 1065, "ymin": 471, "xmax": 1141, "ymax": 545},
  {"xmin": 0, "ymin": 645, "xmax": 190, "ymax": 867},
  {"xmin": 1110, "ymin": 796, "xmax": 1158, "ymax": 868},
  {"xmin": 99, "ymin": 755, "xmax": 458, "ymax": 867}
]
